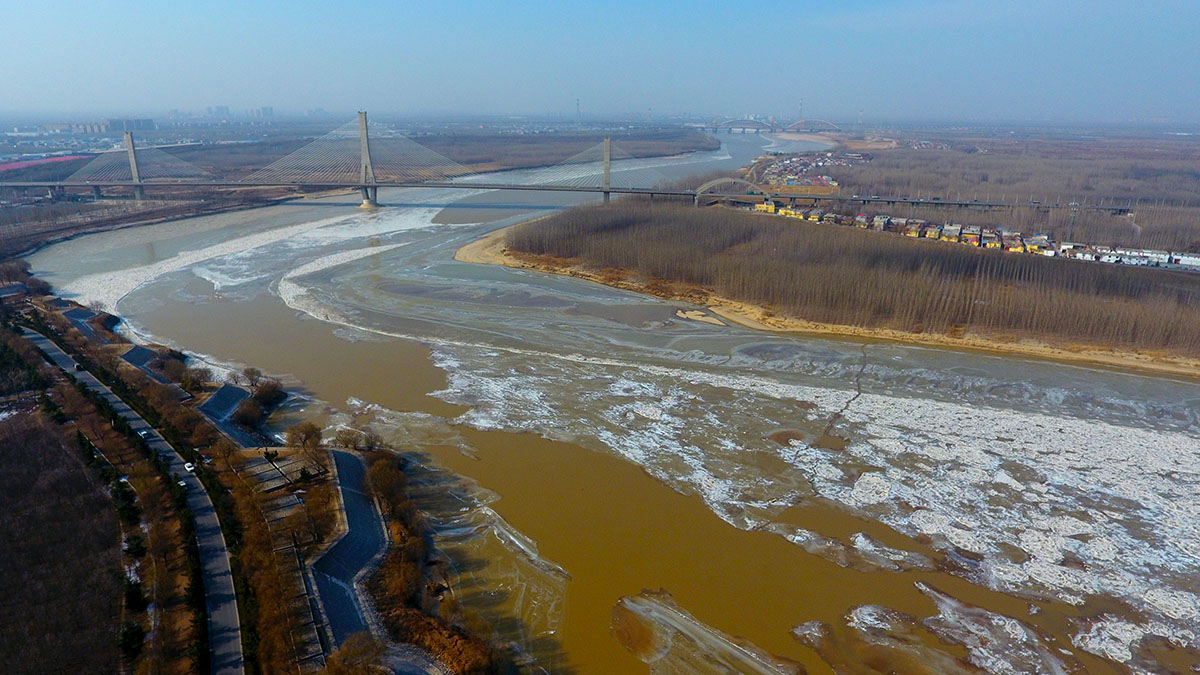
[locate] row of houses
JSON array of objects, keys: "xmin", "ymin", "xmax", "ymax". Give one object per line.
[
  {"xmin": 750, "ymin": 203, "xmax": 1200, "ymax": 270},
  {"xmin": 1059, "ymin": 243, "xmax": 1200, "ymax": 269}
]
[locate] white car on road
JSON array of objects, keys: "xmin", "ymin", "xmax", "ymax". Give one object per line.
[{"xmin": 183, "ymin": 462, "xmax": 195, "ymax": 473}]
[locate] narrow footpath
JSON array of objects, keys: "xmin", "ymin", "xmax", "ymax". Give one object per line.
[{"xmin": 23, "ymin": 328, "xmax": 245, "ymax": 675}]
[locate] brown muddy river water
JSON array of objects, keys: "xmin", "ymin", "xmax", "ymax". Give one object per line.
[{"xmin": 29, "ymin": 137, "xmax": 1200, "ymax": 673}]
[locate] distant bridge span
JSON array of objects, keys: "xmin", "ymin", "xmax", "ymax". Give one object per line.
[
  {"xmin": 708, "ymin": 118, "xmax": 841, "ymax": 133},
  {"xmin": 693, "ymin": 177, "xmax": 773, "ymax": 205},
  {"xmin": 0, "ymin": 178, "xmax": 1137, "ymax": 214},
  {"xmin": 0, "ymin": 113, "xmax": 1132, "ymax": 215},
  {"xmin": 711, "ymin": 118, "xmax": 775, "ymax": 133},
  {"xmin": 784, "ymin": 119, "xmax": 840, "ymax": 132}
]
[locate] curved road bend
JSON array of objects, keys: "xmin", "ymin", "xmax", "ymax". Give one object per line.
[
  {"xmin": 23, "ymin": 328, "xmax": 244, "ymax": 675},
  {"xmin": 311, "ymin": 450, "xmax": 387, "ymax": 646}
]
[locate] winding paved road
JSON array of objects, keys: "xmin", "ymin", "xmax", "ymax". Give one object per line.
[
  {"xmin": 311, "ymin": 450, "xmax": 387, "ymax": 647},
  {"xmin": 24, "ymin": 327, "xmax": 244, "ymax": 674}
]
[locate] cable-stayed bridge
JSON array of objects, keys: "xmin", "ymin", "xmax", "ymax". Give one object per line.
[
  {"xmin": 4, "ymin": 112, "xmax": 695, "ymax": 207},
  {"xmin": 0, "ymin": 112, "xmax": 1141, "ymax": 214}
]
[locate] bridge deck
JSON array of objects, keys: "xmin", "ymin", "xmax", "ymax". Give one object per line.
[{"xmin": 0, "ymin": 179, "xmax": 1131, "ymax": 213}]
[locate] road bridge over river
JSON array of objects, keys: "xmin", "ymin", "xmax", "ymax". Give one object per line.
[{"xmin": 0, "ymin": 112, "xmax": 1136, "ymax": 216}]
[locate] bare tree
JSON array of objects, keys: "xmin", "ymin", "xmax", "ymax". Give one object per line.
[
  {"xmin": 334, "ymin": 428, "xmax": 363, "ymax": 450},
  {"xmin": 242, "ymin": 366, "xmax": 262, "ymax": 387}
]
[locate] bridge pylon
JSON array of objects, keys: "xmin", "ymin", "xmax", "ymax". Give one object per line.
[
  {"xmin": 602, "ymin": 137, "xmax": 611, "ymax": 203},
  {"xmin": 358, "ymin": 111, "xmax": 379, "ymax": 208},
  {"xmin": 124, "ymin": 131, "xmax": 145, "ymax": 201}
]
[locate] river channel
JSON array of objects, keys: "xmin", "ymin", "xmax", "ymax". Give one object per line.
[{"xmin": 29, "ymin": 135, "xmax": 1200, "ymax": 673}]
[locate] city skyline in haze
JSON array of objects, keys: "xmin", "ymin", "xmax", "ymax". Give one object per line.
[{"xmin": 3, "ymin": 0, "xmax": 1199, "ymax": 124}]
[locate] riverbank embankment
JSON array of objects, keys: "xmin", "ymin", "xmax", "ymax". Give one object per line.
[{"xmin": 456, "ymin": 224, "xmax": 1200, "ymax": 380}]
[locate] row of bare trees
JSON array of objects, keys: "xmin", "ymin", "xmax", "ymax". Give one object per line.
[
  {"xmin": 508, "ymin": 202, "xmax": 1200, "ymax": 356},
  {"xmin": 821, "ymin": 136, "xmax": 1200, "ymax": 251},
  {"xmin": 0, "ymin": 322, "xmax": 204, "ymax": 673},
  {"xmin": 363, "ymin": 452, "xmax": 499, "ymax": 674},
  {"xmin": 0, "ymin": 411, "xmax": 124, "ymax": 674},
  {"xmin": 26, "ymin": 308, "xmax": 331, "ymax": 673}
]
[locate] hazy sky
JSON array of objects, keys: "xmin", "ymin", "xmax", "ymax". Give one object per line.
[{"xmin": 3, "ymin": 0, "xmax": 1198, "ymax": 123}]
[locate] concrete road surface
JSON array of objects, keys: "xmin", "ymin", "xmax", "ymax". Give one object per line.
[
  {"xmin": 311, "ymin": 450, "xmax": 388, "ymax": 647},
  {"xmin": 24, "ymin": 328, "xmax": 244, "ymax": 675}
]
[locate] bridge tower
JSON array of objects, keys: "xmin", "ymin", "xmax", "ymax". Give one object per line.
[
  {"xmin": 358, "ymin": 111, "xmax": 379, "ymax": 208},
  {"xmin": 124, "ymin": 131, "xmax": 145, "ymax": 201},
  {"xmin": 602, "ymin": 137, "xmax": 611, "ymax": 203}
]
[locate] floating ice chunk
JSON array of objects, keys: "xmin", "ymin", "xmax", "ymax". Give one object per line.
[
  {"xmin": 918, "ymin": 582, "xmax": 1072, "ymax": 674},
  {"xmin": 789, "ymin": 620, "xmax": 826, "ymax": 645},
  {"xmin": 614, "ymin": 590, "xmax": 793, "ymax": 674},
  {"xmin": 1046, "ymin": 515, "xmax": 1093, "ymax": 537},
  {"xmin": 992, "ymin": 469, "xmax": 1025, "ymax": 491},
  {"xmin": 849, "ymin": 472, "xmax": 891, "ymax": 505},
  {"xmin": 849, "ymin": 532, "xmax": 934, "ymax": 571},
  {"xmin": 629, "ymin": 402, "xmax": 663, "ymax": 420},
  {"xmin": 1017, "ymin": 529, "xmax": 1066, "ymax": 563},
  {"xmin": 946, "ymin": 526, "xmax": 990, "ymax": 555},
  {"xmin": 1081, "ymin": 536, "xmax": 1119, "ymax": 562},
  {"xmin": 1143, "ymin": 588, "xmax": 1200, "ymax": 622},
  {"xmin": 848, "ymin": 605, "xmax": 901, "ymax": 632},
  {"xmin": 1073, "ymin": 616, "xmax": 1144, "ymax": 664},
  {"xmin": 911, "ymin": 509, "xmax": 952, "ymax": 536}
]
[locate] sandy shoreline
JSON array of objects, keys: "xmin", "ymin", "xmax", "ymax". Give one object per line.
[{"xmin": 456, "ymin": 225, "xmax": 1200, "ymax": 380}]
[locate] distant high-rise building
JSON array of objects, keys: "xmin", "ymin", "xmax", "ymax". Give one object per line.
[
  {"xmin": 260, "ymin": 106, "xmax": 273, "ymax": 118},
  {"xmin": 207, "ymin": 106, "xmax": 231, "ymax": 118}
]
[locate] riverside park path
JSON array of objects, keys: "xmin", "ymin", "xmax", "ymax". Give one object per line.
[{"xmin": 24, "ymin": 327, "xmax": 244, "ymax": 674}]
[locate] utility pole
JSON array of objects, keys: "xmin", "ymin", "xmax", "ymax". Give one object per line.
[
  {"xmin": 358, "ymin": 111, "xmax": 378, "ymax": 208},
  {"xmin": 602, "ymin": 137, "xmax": 611, "ymax": 203}
]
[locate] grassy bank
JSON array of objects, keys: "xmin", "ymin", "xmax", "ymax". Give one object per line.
[{"xmin": 458, "ymin": 202, "xmax": 1200, "ymax": 375}]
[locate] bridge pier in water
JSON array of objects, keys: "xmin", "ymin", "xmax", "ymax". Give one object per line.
[
  {"xmin": 359, "ymin": 186, "xmax": 379, "ymax": 208},
  {"xmin": 358, "ymin": 111, "xmax": 379, "ymax": 208}
]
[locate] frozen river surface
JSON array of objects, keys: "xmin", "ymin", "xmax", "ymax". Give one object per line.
[{"xmin": 29, "ymin": 137, "xmax": 1200, "ymax": 673}]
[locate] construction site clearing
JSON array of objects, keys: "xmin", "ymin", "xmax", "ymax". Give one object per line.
[{"xmin": 749, "ymin": 202, "xmax": 1200, "ymax": 273}]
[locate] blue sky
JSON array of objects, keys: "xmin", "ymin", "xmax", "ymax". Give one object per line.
[{"xmin": 2, "ymin": 0, "xmax": 1198, "ymax": 122}]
